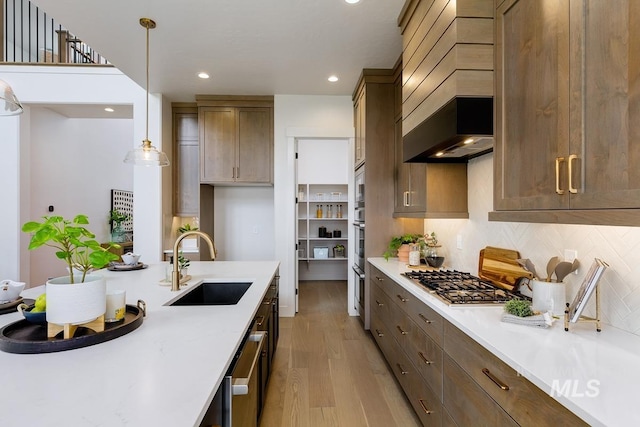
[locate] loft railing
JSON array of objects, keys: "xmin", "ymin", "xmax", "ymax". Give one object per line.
[{"xmin": 1, "ymin": 0, "xmax": 109, "ymax": 65}]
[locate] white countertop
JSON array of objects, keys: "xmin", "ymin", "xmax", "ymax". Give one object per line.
[
  {"xmin": 0, "ymin": 261, "xmax": 279, "ymax": 427},
  {"xmin": 369, "ymin": 257, "xmax": 640, "ymax": 427}
]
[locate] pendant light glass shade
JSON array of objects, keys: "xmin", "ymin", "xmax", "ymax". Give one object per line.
[
  {"xmin": 123, "ymin": 138, "xmax": 170, "ymax": 166},
  {"xmin": 0, "ymin": 79, "xmax": 24, "ymax": 116},
  {"xmin": 124, "ymin": 18, "xmax": 169, "ymax": 167}
]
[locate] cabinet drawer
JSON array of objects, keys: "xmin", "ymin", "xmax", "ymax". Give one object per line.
[
  {"xmin": 370, "ymin": 265, "xmax": 443, "ymax": 346},
  {"xmin": 389, "ymin": 331, "xmax": 443, "ymax": 427},
  {"xmin": 370, "ymin": 280, "xmax": 394, "ymax": 326},
  {"xmin": 444, "ymin": 354, "xmax": 517, "ymax": 427},
  {"xmin": 444, "ymin": 322, "xmax": 587, "ymax": 426}
]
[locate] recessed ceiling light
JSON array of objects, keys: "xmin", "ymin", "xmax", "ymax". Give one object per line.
[
  {"xmin": 104, "ymin": 107, "xmax": 114, "ymax": 112},
  {"xmin": 328, "ymin": 75, "xmax": 339, "ymax": 83},
  {"xmin": 463, "ymin": 138, "xmax": 474, "ymax": 144},
  {"xmin": 345, "ymin": 0, "xmax": 360, "ymax": 3},
  {"xmin": 198, "ymin": 72, "xmax": 210, "ymax": 79},
  {"xmin": 435, "ymin": 151, "xmax": 445, "ymax": 157}
]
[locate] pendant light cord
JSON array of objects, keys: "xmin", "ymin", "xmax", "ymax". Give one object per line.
[{"xmin": 145, "ymin": 21, "xmax": 150, "ymax": 142}]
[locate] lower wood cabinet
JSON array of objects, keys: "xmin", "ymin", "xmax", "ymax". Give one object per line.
[
  {"xmin": 368, "ymin": 263, "xmax": 587, "ymax": 427},
  {"xmin": 444, "ymin": 321, "xmax": 586, "ymax": 426}
]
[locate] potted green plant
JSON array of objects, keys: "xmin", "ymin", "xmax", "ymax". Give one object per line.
[
  {"xmin": 22, "ymin": 214, "xmax": 120, "ymax": 327},
  {"xmin": 333, "ymin": 244, "xmax": 345, "ymax": 258},
  {"xmin": 178, "ymin": 253, "xmax": 190, "ymax": 278},
  {"xmin": 383, "ymin": 233, "xmax": 424, "ymax": 261},
  {"xmin": 108, "ymin": 209, "xmax": 130, "ymax": 243}
]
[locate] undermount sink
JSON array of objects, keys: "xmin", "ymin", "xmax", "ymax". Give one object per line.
[{"xmin": 168, "ymin": 282, "xmax": 252, "ymax": 306}]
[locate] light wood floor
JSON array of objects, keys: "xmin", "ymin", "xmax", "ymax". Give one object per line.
[{"xmin": 260, "ymin": 280, "xmax": 421, "ymax": 427}]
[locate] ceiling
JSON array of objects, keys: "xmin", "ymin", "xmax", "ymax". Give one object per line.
[{"xmin": 29, "ymin": 0, "xmax": 406, "ymax": 104}]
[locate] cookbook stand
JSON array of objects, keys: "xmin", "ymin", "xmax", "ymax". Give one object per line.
[{"xmin": 564, "ymin": 284, "xmax": 602, "ymax": 332}]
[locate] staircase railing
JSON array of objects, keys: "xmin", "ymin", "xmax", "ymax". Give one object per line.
[{"xmin": 1, "ymin": 0, "xmax": 110, "ymax": 65}]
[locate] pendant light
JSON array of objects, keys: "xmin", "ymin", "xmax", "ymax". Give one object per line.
[
  {"xmin": 0, "ymin": 79, "xmax": 24, "ymax": 116},
  {"xmin": 124, "ymin": 18, "xmax": 170, "ymax": 167}
]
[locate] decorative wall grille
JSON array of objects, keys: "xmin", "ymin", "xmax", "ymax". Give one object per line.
[{"xmin": 111, "ymin": 189, "xmax": 133, "ymax": 232}]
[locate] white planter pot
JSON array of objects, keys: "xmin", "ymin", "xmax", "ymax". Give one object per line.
[
  {"xmin": 46, "ymin": 274, "xmax": 106, "ymax": 325},
  {"xmin": 531, "ymin": 279, "xmax": 566, "ymax": 316}
]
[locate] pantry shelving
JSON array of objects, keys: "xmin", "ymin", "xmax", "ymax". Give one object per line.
[{"xmin": 297, "ymin": 184, "xmax": 348, "ymax": 263}]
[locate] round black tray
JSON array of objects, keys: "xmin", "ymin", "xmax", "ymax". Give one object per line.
[
  {"xmin": 0, "ymin": 298, "xmax": 34, "ymax": 315},
  {"xmin": 0, "ymin": 302, "xmax": 145, "ymax": 354}
]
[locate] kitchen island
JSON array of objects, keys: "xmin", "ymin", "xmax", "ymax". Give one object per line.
[
  {"xmin": 0, "ymin": 261, "xmax": 279, "ymax": 427},
  {"xmin": 369, "ymin": 257, "xmax": 640, "ymax": 427}
]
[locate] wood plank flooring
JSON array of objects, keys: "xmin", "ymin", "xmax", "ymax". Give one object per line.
[{"xmin": 260, "ymin": 280, "xmax": 421, "ymax": 427}]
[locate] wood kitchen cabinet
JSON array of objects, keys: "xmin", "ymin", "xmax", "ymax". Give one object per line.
[
  {"xmin": 354, "ymin": 87, "xmax": 366, "ymax": 169},
  {"xmin": 197, "ymin": 96, "xmax": 273, "ymax": 185},
  {"xmin": 492, "ymin": 0, "xmax": 640, "ymax": 226},
  {"xmin": 172, "ymin": 106, "xmax": 199, "ymax": 216}
]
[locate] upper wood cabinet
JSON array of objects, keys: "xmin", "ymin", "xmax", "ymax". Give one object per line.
[
  {"xmin": 492, "ymin": 0, "xmax": 640, "ymax": 226},
  {"xmin": 172, "ymin": 106, "xmax": 199, "ymax": 216},
  {"xmin": 197, "ymin": 96, "xmax": 273, "ymax": 185},
  {"xmin": 354, "ymin": 88, "xmax": 366, "ymax": 168}
]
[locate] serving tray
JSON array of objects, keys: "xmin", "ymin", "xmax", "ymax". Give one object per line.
[
  {"xmin": 107, "ymin": 262, "xmax": 148, "ymax": 271},
  {"xmin": 0, "ymin": 302, "xmax": 145, "ymax": 354}
]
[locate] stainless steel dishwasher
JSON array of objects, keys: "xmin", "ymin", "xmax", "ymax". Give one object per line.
[{"xmin": 200, "ymin": 327, "xmax": 266, "ymax": 427}]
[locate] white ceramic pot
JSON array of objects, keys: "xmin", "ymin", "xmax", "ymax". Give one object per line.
[
  {"xmin": 0, "ymin": 280, "xmax": 25, "ymax": 303},
  {"xmin": 531, "ymin": 280, "xmax": 566, "ymax": 316},
  {"xmin": 46, "ymin": 274, "xmax": 106, "ymax": 325}
]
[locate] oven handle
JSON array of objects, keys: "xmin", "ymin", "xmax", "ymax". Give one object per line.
[
  {"xmin": 352, "ymin": 222, "xmax": 365, "ymax": 228},
  {"xmin": 352, "ymin": 265, "xmax": 365, "ymax": 279},
  {"xmin": 231, "ymin": 331, "xmax": 266, "ymax": 396}
]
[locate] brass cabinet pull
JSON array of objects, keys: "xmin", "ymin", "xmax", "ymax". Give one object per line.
[
  {"xmin": 568, "ymin": 154, "xmax": 578, "ymax": 194},
  {"xmin": 397, "ymin": 363, "xmax": 408, "ymax": 375},
  {"xmin": 263, "ymin": 298, "xmax": 272, "ymax": 305},
  {"xmin": 418, "ymin": 351, "xmax": 432, "ymax": 365},
  {"xmin": 418, "ymin": 399, "xmax": 433, "ymax": 415},
  {"xmin": 418, "ymin": 313, "xmax": 432, "ymax": 324},
  {"xmin": 396, "ymin": 294, "xmax": 408, "ymax": 303},
  {"xmin": 236, "ymin": 166, "xmax": 240, "ymax": 178},
  {"xmin": 255, "ymin": 315, "xmax": 265, "ymax": 327},
  {"xmin": 375, "ymin": 276, "xmax": 384, "ymax": 282},
  {"xmin": 404, "ymin": 191, "xmax": 410, "ymax": 207},
  {"xmin": 375, "ymin": 299, "xmax": 384, "ymax": 307},
  {"xmin": 232, "ymin": 166, "xmax": 236, "ymax": 179},
  {"xmin": 396, "ymin": 325, "xmax": 407, "ymax": 335},
  {"xmin": 375, "ymin": 329, "xmax": 384, "ymax": 337},
  {"xmin": 482, "ymin": 368, "xmax": 509, "ymax": 390},
  {"xmin": 555, "ymin": 157, "xmax": 566, "ymax": 194}
]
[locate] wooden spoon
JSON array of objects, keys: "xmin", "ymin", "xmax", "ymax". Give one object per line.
[
  {"xmin": 554, "ymin": 261, "xmax": 573, "ymax": 283},
  {"xmin": 546, "ymin": 256, "xmax": 560, "ymax": 282}
]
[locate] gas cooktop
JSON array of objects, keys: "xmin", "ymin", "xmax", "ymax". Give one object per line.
[{"xmin": 402, "ymin": 270, "xmax": 530, "ymax": 305}]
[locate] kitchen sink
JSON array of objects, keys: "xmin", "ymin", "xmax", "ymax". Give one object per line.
[{"xmin": 167, "ymin": 282, "xmax": 252, "ymax": 306}]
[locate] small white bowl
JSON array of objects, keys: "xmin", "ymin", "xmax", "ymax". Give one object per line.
[
  {"xmin": 0, "ymin": 280, "xmax": 26, "ymax": 303},
  {"xmin": 121, "ymin": 253, "xmax": 141, "ymax": 265}
]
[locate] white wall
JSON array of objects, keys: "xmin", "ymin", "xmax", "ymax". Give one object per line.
[
  {"xmin": 0, "ymin": 66, "xmax": 166, "ymax": 287},
  {"xmin": 213, "ymin": 187, "xmax": 275, "ymax": 261},
  {"xmin": 274, "ymin": 95, "xmax": 354, "ymax": 317},
  {"xmin": 27, "ymin": 108, "xmax": 133, "ymax": 285},
  {"xmin": 427, "ymin": 154, "xmax": 640, "ymax": 336}
]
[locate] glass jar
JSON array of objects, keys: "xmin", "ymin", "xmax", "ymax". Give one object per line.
[{"xmin": 409, "ymin": 244, "xmax": 421, "ymax": 266}]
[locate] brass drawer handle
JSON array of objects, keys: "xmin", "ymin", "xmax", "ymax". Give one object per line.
[
  {"xmin": 255, "ymin": 315, "xmax": 265, "ymax": 327},
  {"xmin": 418, "ymin": 351, "xmax": 432, "ymax": 365},
  {"xmin": 396, "ymin": 325, "xmax": 407, "ymax": 335},
  {"xmin": 375, "ymin": 329, "xmax": 384, "ymax": 337},
  {"xmin": 568, "ymin": 154, "xmax": 578, "ymax": 194},
  {"xmin": 404, "ymin": 191, "xmax": 410, "ymax": 207},
  {"xmin": 482, "ymin": 368, "xmax": 509, "ymax": 390},
  {"xmin": 375, "ymin": 299, "xmax": 384, "ymax": 307},
  {"xmin": 263, "ymin": 298, "xmax": 272, "ymax": 305},
  {"xmin": 555, "ymin": 157, "xmax": 566, "ymax": 195},
  {"xmin": 375, "ymin": 276, "xmax": 384, "ymax": 282},
  {"xmin": 397, "ymin": 363, "xmax": 408, "ymax": 375},
  {"xmin": 418, "ymin": 313, "xmax": 432, "ymax": 324},
  {"xmin": 396, "ymin": 294, "xmax": 408, "ymax": 303},
  {"xmin": 418, "ymin": 399, "xmax": 433, "ymax": 415}
]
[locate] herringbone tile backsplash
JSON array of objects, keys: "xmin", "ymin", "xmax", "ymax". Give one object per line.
[{"xmin": 427, "ymin": 154, "xmax": 640, "ymax": 336}]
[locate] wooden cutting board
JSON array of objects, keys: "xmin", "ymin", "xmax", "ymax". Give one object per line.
[{"xmin": 478, "ymin": 246, "xmax": 532, "ymax": 291}]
